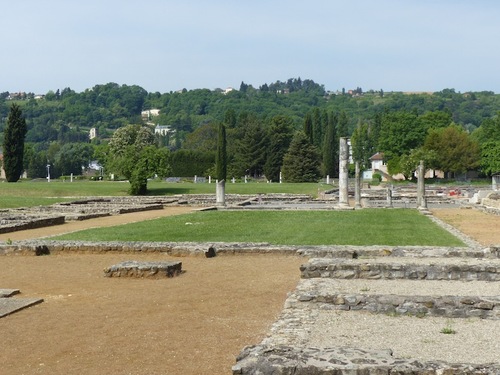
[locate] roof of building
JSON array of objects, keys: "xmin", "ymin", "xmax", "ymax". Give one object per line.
[{"xmin": 369, "ymin": 152, "xmax": 384, "ymax": 161}]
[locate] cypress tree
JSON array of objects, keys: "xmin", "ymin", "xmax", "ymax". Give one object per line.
[
  {"xmin": 215, "ymin": 123, "xmax": 227, "ymax": 181},
  {"xmin": 303, "ymin": 112, "xmax": 313, "ymax": 144},
  {"xmin": 322, "ymin": 111, "xmax": 338, "ymax": 177},
  {"xmin": 3, "ymin": 104, "xmax": 27, "ymax": 182}
]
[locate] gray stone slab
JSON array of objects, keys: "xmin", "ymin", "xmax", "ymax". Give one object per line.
[
  {"xmin": 0, "ymin": 289, "xmax": 20, "ymax": 298},
  {"xmin": 104, "ymin": 260, "xmax": 183, "ymax": 278},
  {"xmin": 0, "ymin": 297, "xmax": 44, "ymax": 318}
]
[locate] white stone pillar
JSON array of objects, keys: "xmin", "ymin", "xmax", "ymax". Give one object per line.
[
  {"xmin": 387, "ymin": 186, "xmax": 393, "ymax": 208},
  {"xmin": 417, "ymin": 160, "xmax": 427, "ymax": 209},
  {"xmin": 338, "ymin": 137, "xmax": 350, "ymax": 208},
  {"xmin": 354, "ymin": 162, "xmax": 362, "ymax": 209},
  {"xmin": 216, "ymin": 180, "xmax": 225, "ymax": 206}
]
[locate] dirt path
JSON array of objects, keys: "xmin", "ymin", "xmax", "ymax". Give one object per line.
[{"xmin": 431, "ymin": 207, "xmax": 500, "ymax": 246}]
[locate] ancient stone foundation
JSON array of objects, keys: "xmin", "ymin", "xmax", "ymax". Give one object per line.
[
  {"xmin": 300, "ymin": 258, "xmax": 500, "ymax": 281},
  {"xmin": 294, "ymin": 290, "xmax": 500, "ymax": 320},
  {"xmin": 103, "ymin": 261, "xmax": 183, "ymax": 278},
  {"xmin": 232, "ymin": 345, "xmax": 500, "ymax": 374}
]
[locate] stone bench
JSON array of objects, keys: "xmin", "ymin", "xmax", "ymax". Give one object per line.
[{"xmin": 103, "ymin": 261, "xmax": 183, "ymax": 278}]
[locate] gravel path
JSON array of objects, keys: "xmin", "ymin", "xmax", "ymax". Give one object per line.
[
  {"xmin": 307, "ymin": 310, "xmax": 500, "ymax": 364},
  {"xmin": 297, "ymin": 278, "xmax": 500, "ymax": 296}
]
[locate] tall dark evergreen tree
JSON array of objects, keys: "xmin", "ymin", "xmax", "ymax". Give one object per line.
[
  {"xmin": 282, "ymin": 131, "xmax": 321, "ymax": 182},
  {"xmin": 3, "ymin": 104, "xmax": 28, "ymax": 182},
  {"xmin": 263, "ymin": 115, "xmax": 293, "ymax": 182},
  {"xmin": 234, "ymin": 120, "xmax": 268, "ymax": 178},
  {"xmin": 322, "ymin": 111, "xmax": 338, "ymax": 177},
  {"xmin": 303, "ymin": 112, "xmax": 313, "ymax": 144},
  {"xmin": 337, "ymin": 110, "xmax": 349, "ymax": 139},
  {"xmin": 351, "ymin": 122, "xmax": 372, "ymax": 170},
  {"xmin": 215, "ymin": 123, "xmax": 227, "ymax": 181},
  {"xmin": 311, "ymin": 107, "xmax": 324, "ymax": 150}
]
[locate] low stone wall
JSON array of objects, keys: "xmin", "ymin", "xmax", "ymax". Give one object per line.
[
  {"xmin": 232, "ymin": 344, "xmax": 500, "ymax": 374},
  {"xmin": 294, "ymin": 292, "xmax": 500, "ymax": 319},
  {"xmin": 482, "ymin": 196, "xmax": 500, "ymax": 209},
  {"xmin": 300, "ymin": 259, "xmax": 500, "ymax": 281},
  {"xmin": 0, "ymin": 215, "xmax": 65, "ymax": 234},
  {"xmin": 103, "ymin": 260, "xmax": 183, "ymax": 278},
  {"xmin": 1, "ymin": 241, "xmax": 499, "ymax": 259}
]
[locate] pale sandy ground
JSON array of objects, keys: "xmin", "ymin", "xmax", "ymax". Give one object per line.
[{"xmin": 0, "ymin": 206, "xmax": 499, "ymax": 374}]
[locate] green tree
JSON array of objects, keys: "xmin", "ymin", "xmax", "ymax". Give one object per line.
[
  {"xmin": 337, "ymin": 110, "xmax": 349, "ymax": 138},
  {"xmin": 398, "ymin": 148, "xmax": 438, "ymax": 180},
  {"xmin": 378, "ymin": 111, "xmax": 426, "ymax": 174},
  {"xmin": 107, "ymin": 124, "xmax": 170, "ymax": 194},
  {"xmin": 282, "ymin": 131, "xmax": 321, "ymax": 182},
  {"xmin": 472, "ymin": 114, "xmax": 500, "ymax": 145},
  {"xmin": 3, "ymin": 104, "xmax": 28, "ymax": 181},
  {"xmin": 419, "ymin": 110, "xmax": 452, "ymax": 131},
  {"xmin": 322, "ymin": 111, "xmax": 338, "ymax": 177},
  {"xmin": 424, "ymin": 124, "xmax": 480, "ymax": 178},
  {"xmin": 53, "ymin": 143, "xmax": 94, "ymax": 175},
  {"xmin": 263, "ymin": 115, "xmax": 293, "ymax": 182},
  {"xmin": 480, "ymin": 141, "xmax": 500, "ymax": 176},
  {"xmin": 183, "ymin": 123, "xmax": 218, "ymax": 152},
  {"xmin": 311, "ymin": 107, "xmax": 324, "ymax": 150},
  {"xmin": 351, "ymin": 121, "xmax": 372, "ymax": 171},
  {"xmin": 303, "ymin": 112, "xmax": 313, "ymax": 144},
  {"xmin": 215, "ymin": 123, "xmax": 227, "ymax": 181},
  {"xmin": 233, "ymin": 119, "xmax": 268, "ymax": 177}
]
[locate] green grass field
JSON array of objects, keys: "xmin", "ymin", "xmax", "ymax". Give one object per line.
[
  {"xmin": 53, "ymin": 209, "xmax": 464, "ymax": 247},
  {"xmin": 0, "ymin": 180, "xmax": 327, "ymax": 208}
]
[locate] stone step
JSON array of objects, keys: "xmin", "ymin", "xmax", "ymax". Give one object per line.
[
  {"xmin": 300, "ymin": 257, "xmax": 500, "ymax": 281},
  {"xmin": 290, "ymin": 279, "xmax": 500, "ymax": 319}
]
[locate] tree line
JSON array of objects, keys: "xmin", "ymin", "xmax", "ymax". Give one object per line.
[{"xmin": 2, "ymin": 79, "xmax": 500, "ymax": 194}]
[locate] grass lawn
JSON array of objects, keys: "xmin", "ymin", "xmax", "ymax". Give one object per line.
[
  {"xmin": 53, "ymin": 209, "xmax": 464, "ymax": 247},
  {"xmin": 0, "ymin": 180, "xmax": 327, "ymax": 208}
]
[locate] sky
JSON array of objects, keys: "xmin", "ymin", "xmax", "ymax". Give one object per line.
[{"xmin": 1, "ymin": 0, "xmax": 500, "ymax": 94}]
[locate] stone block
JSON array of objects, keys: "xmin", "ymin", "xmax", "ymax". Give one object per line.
[{"xmin": 103, "ymin": 261, "xmax": 183, "ymax": 278}]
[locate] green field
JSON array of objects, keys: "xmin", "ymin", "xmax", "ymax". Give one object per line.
[
  {"xmin": 0, "ymin": 180, "xmax": 327, "ymax": 209},
  {"xmin": 53, "ymin": 209, "xmax": 465, "ymax": 247}
]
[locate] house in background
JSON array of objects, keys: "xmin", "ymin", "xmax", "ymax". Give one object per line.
[
  {"xmin": 141, "ymin": 109, "xmax": 160, "ymax": 122},
  {"xmin": 154, "ymin": 125, "xmax": 173, "ymax": 136},
  {"xmin": 363, "ymin": 152, "xmax": 443, "ymax": 181}
]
